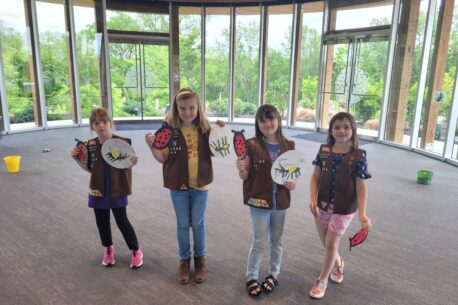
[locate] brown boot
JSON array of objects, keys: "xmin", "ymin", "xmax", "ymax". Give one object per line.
[
  {"xmin": 178, "ymin": 258, "xmax": 190, "ymax": 284},
  {"xmin": 194, "ymin": 256, "xmax": 207, "ymax": 283}
]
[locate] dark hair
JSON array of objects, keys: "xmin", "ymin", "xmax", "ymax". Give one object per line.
[
  {"xmin": 255, "ymin": 104, "xmax": 289, "ymax": 150},
  {"xmin": 89, "ymin": 107, "xmax": 114, "ymax": 131},
  {"xmin": 165, "ymin": 88, "xmax": 210, "ymax": 133},
  {"xmin": 327, "ymin": 112, "xmax": 358, "ymax": 148}
]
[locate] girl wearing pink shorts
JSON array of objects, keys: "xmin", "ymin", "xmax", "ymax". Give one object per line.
[{"xmin": 308, "ymin": 112, "xmax": 372, "ymax": 299}]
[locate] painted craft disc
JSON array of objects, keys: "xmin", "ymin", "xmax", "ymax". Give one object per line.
[
  {"xmin": 75, "ymin": 138, "xmax": 88, "ymax": 166},
  {"xmin": 349, "ymin": 228, "xmax": 368, "ymax": 251},
  {"xmin": 153, "ymin": 122, "xmax": 175, "ymax": 150},
  {"xmin": 232, "ymin": 129, "xmax": 246, "ymax": 158},
  {"xmin": 209, "ymin": 124, "xmax": 232, "ymax": 158},
  {"xmin": 270, "ymin": 150, "xmax": 306, "ymax": 184},
  {"xmin": 101, "ymin": 138, "xmax": 135, "ymax": 169}
]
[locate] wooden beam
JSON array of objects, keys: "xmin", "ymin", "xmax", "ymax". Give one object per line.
[{"xmin": 386, "ymin": 0, "xmax": 421, "ymax": 143}]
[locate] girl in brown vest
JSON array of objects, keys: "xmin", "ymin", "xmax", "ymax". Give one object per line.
[
  {"xmin": 236, "ymin": 105, "xmax": 296, "ymax": 297},
  {"xmin": 70, "ymin": 108, "xmax": 143, "ymax": 269},
  {"xmin": 308, "ymin": 112, "xmax": 372, "ymax": 299},
  {"xmin": 145, "ymin": 89, "xmax": 224, "ymax": 284}
]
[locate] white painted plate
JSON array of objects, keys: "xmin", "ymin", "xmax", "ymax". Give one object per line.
[
  {"xmin": 101, "ymin": 138, "xmax": 135, "ymax": 169},
  {"xmin": 209, "ymin": 125, "xmax": 232, "ymax": 158},
  {"xmin": 271, "ymin": 150, "xmax": 306, "ymax": 184}
]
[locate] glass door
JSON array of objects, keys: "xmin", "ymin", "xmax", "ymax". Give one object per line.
[
  {"xmin": 321, "ymin": 38, "xmax": 388, "ymax": 137},
  {"xmin": 109, "ymin": 42, "xmax": 169, "ymax": 121}
]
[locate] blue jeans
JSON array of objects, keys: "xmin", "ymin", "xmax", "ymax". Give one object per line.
[
  {"xmin": 170, "ymin": 189, "xmax": 208, "ymax": 259},
  {"xmin": 246, "ymin": 207, "xmax": 286, "ymax": 281}
]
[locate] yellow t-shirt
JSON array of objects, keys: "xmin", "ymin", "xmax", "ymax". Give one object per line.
[{"xmin": 181, "ymin": 125, "xmax": 209, "ymax": 191}]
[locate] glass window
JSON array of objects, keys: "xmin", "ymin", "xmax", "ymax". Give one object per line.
[
  {"xmin": 179, "ymin": 7, "xmax": 201, "ymax": 91},
  {"xmin": 36, "ymin": 0, "xmax": 73, "ymax": 126},
  {"xmin": 265, "ymin": 5, "xmax": 293, "ymax": 120},
  {"xmin": 0, "ymin": 0, "xmax": 38, "ymax": 131},
  {"xmin": 295, "ymin": 2, "xmax": 324, "ymax": 129},
  {"xmin": 73, "ymin": 0, "xmax": 101, "ymax": 123},
  {"xmin": 205, "ymin": 8, "xmax": 230, "ymax": 119},
  {"xmin": 335, "ymin": 2, "xmax": 393, "ymax": 30},
  {"xmin": 106, "ymin": 10, "xmax": 169, "ymax": 32},
  {"xmin": 417, "ymin": 0, "xmax": 457, "ymax": 155},
  {"xmin": 233, "ymin": 6, "xmax": 260, "ymax": 124}
]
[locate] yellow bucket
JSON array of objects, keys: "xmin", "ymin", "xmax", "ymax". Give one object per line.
[{"xmin": 4, "ymin": 155, "xmax": 21, "ymax": 173}]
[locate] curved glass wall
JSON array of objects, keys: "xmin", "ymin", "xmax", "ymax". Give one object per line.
[{"xmin": 0, "ymin": 0, "xmax": 38, "ymax": 131}]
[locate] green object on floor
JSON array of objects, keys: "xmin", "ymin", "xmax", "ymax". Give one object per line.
[{"xmin": 417, "ymin": 170, "xmax": 433, "ymax": 185}]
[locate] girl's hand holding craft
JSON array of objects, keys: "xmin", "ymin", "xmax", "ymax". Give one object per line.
[
  {"xmin": 130, "ymin": 155, "xmax": 138, "ymax": 167},
  {"xmin": 145, "ymin": 132, "xmax": 155, "ymax": 148},
  {"xmin": 215, "ymin": 120, "xmax": 226, "ymax": 127},
  {"xmin": 283, "ymin": 180, "xmax": 296, "ymax": 190},
  {"xmin": 359, "ymin": 214, "xmax": 372, "ymax": 230}
]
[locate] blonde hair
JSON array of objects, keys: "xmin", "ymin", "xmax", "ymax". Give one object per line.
[
  {"xmin": 165, "ymin": 88, "xmax": 210, "ymax": 134},
  {"xmin": 89, "ymin": 107, "xmax": 114, "ymax": 131}
]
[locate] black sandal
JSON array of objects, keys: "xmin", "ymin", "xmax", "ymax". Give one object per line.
[
  {"xmin": 246, "ymin": 279, "xmax": 262, "ymax": 297},
  {"xmin": 261, "ymin": 275, "xmax": 278, "ymax": 293}
]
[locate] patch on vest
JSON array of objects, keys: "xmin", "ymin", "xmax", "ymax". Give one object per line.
[
  {"xmin": 247, "ymin": 198, "xmax": 269, "ymax": 208},
  {"xmin": 89, "ymin": 189, "xmax": 103, "ymax": 197}
]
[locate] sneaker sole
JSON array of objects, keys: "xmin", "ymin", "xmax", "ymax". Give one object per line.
[
  {"xmin": 329, "ymin": 275, "xmax": 343, "ymax": 283},
  {"xmin": 309, "ymin": 291, "xmax": 325, "ymax": 299},
  {"xmin": 102, "ymin": 261, "xmax": 115, "ymax": 266},
  {"xmin": 130, "ymin": 261, "xmax": 143, "ymax": 269}
]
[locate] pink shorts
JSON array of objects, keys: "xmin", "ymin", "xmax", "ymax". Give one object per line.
[{"xmin": 316, "ymin": 205, "xmax": 354, "ymax": 235}]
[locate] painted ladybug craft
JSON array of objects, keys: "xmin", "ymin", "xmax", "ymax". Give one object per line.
[
  {"xmin": 232, "ymin": 129, "xmax": 246, "ymax": 159},
  {"xmin": 75, "ymin": 138, "xmax": 88, "ymax": 165},
  {"xmin": 153, "ymin": 122, "xmax": 176, "ymax": 150},
  {"xmin": 349, "ymin": 228, "xmax": 368, "ymax": 251}
]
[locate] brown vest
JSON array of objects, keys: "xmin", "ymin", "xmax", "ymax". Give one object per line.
[
  {"xmin": 87, "ymin": 135, "xmax": 132, "ymax": 197},
  {"xmin": 317, "ymin": 144, "xmax": 364, "ymax": 215},
  {"xmin": 163, "ymin": 128, "xmax": 213, "ymax": 190},
  {"xmin": 242, "ymin": 138, "xmax": 295, "ymax": 210}
]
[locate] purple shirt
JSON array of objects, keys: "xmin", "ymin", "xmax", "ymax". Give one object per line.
[{"xmin": 88, "ymin": 161, "xmax": 128, "ymax": 209}]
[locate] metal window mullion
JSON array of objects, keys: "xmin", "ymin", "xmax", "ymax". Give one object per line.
[
  {"xmin": 0, "ymin": 39, "xmax": 10, "ymax": 132},
  {"xmin": 287, "ymin": 3, "xmax": 301, "ymax": 127},
  {"xmin": 31, "ymin": 0, "xmax": 47, "ymax": 128},
  {"xmin": 444, "ymin": 65, "xmax": 458, "ymax": 159},
  {"xmin": 258, "ymin": 5, "xmax": 267, "ymax": 107},
  {"xmin": 378, "ymin": 0, "xmax": 400, "ymax": 142},
  {"xmin": 201, "ymin": 6, "xmax": 206, "ymax": 109},
  {"xmin": 316, "ymin": 0, "xmax": 330, "ymax": 131},
  {"xmin": 411, "ymin": 0, "xmax": 438, "ymax": 148},
  {"xmin": 228, "ymin": 6, "xmax": 235, "ymax": 122},
  {"xmin": 67, "ymin": 0, "xmax": 82, "ymax": 125}
]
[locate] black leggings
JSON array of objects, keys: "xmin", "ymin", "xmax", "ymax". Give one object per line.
[{"xmin": 94, "ymin": 207, "xmax": 139, "ymax": 250}]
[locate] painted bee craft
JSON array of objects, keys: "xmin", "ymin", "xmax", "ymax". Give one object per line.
[
  {"xmin": 153, "ymin": 122, "xmax": 178, "ymax": 150},
  {"xmin": 232, "ymin": 129, "xmax": 246, "ymax": 158},
  {"xmin": 270, "ymin": 150, "xmax": 306, "ymax": 184},
  {"xmin": 74, "ymin": 138, "xmax": 89, "ymax": 166},
  {"xmin": 349, "ymin": 228, "xmax": 368, "ymax": 251},
  {"xmin": 101, "ymin": 138, "xmax": 135, "ymax": 169},
  {"xmin": 209, "ymin": 124, "xmax": 233, "ymax": 158}
]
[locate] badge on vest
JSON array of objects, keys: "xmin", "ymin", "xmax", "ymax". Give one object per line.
[{"xmin": 247, "ymin": 198, "xmax": 269, "ymax": 208}]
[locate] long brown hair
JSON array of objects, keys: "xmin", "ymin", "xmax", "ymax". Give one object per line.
[
  {"xmin": 255, "ymin": 104, "xmax": 289, "ymax": 151},
  {"xmin": 165, "ymin": 88, "xmax": 210, "ymax": 134},
  {"xmin": 327, "ymin": 112, "xmax": 358, "ymax": 148}
]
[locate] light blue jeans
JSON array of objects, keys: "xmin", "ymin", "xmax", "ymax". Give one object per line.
[
  {"xmin": 170, "ymin": 189, "xmax": 208, "ymax": 259},
  {"xmin": 246, "ymin": 207, "xmax": 287, "ymax": 281}
]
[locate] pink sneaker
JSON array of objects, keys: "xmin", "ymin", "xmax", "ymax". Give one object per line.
[
  {"xmin": 130, "ymin": 248, "xmax": 143, "ymax": 269},
  {"xmin": 309, "ymin": 279, "xmax": 327, "ymax": 299},
  {"xmin": 330, "ymin": 257, "xmax": 344, "ymax": 283},
  {"xmin": 102, "ymin": 245, "xmax": 115, "ymax": 266}
]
